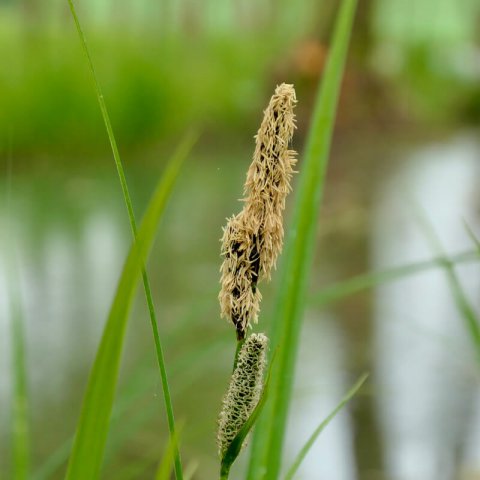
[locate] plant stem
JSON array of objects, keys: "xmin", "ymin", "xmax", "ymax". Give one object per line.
[
  {"xmin": 67, "ymin": 2, "xmax": 183, "ymax": 478},
  {"xmin": 232, "ymin": 338, "xmax": 245, "ymax": 372}
]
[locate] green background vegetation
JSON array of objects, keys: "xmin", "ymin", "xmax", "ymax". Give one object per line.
[{"xmin": 1, "ymin": 0, "xmax": 480, "ymax": 479}]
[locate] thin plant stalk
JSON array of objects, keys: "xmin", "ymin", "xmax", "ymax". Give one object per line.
[
  {"xmin": 66, "ymin": 1, "xmax": 183, "ymax": 479},
  {"xmin": 284, "ymin": 373, "xmax": 368, "ymax": 480},
  {"xmin": 8, "ymin": 259, "xmax": 29, "ymax": 480},
  {"xmin": 312, "ymin": 249, "xmax": 480, "ymax": 306},
  {"xmin": 414, "ymin": 207, "xmax": 480, "ymax": 361},
  {"xmin": 464, "ymin": 221, "xmax": 480, "ymax": 255},
  {"xmin": 5, "ymin": 143, "xmax": 30, "ymax": 480}
]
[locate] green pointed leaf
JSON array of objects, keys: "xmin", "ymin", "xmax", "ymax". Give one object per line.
[
  {"xmin": 464, "ymin": 221, "xmax": 480, "ymax": 256},
  {"xmin": 414, "ymin": 209, "xmax": 480, "ymax": 362},
  {"xmin": 248, "ymin": 0, "xmax": 358, "ymax": 477},
  {"xmin": 284, "ymin": 373, "xmax": 368, "ymax": 480},
  {"xmin": 67, "ymin": 1, "xmax": 188, "ymax": 477},
  {"xmin": 7, "ymin": 260, "xmax": 30, "ymax": 480},
  {"xmin": 155, "ymin": 426, "xmax": 183, "ymax": 480},
  {"xmin": 64, "ymin": 134, "xmax": 195, "ymax": 480},
  {"xmin": 311, "ymin": 249, "xmax": 479, "ymax": 306}
]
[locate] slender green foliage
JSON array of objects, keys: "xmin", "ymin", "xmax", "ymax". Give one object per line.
[
  {"xmin": 64, "ymin": 136, "xmax": 193, "ymax": 480},
  {"xmin": 445, "ymin": 266, "xmax": 480, "ymax": 360},
  {"xmin": 415, "ymin": 210, "xmax": 480, "ymax": 361},
  {"xmin": 464, "ymin": 221, "xmax": 480, "ymax": 255},
  {"xmin": 155, "ymin": 426, "xmax": 182, "ymax": 480},
  {"xmin": 9, "ymin": 265, "xmax": 29, "ymax": 480},
  {"xmin": 284, "ymin": 373, "xmax": 368, "ymax": 480},
  {"xmin": 5, "ymin": 145, "xmax": 30, "ymax": 480},
  {"xmin": 34, "ymin": 329, "xmax": 226, "ymax": 480},
  {"xmin": 248, "ymin": 1, "xmax": 358, "ymax": 477},
  {"xmin": 66, "ymin": 2, "xmax": 187, "ymax": 478},
  {"xmin": 32, "ymin": 441, "xmax": 72, "ymax": 480},
  {"xmin": 312, "ymin": 249, "xmax": 480, "ymax": 306}
]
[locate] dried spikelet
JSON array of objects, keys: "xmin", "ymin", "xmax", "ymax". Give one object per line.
[
  {"xmin": 216, "ymin": 333, "xmax": 268, "ymax": 457},
  {"xmin": 219, "ymin": 213, "xmax": 262, "ymax": 338},
  {"xmin": 219, "ymin": 83, "xmax": 297, "ymax": 339},
  {"xmin": 243, "ymin": 83, "xmax": 297, "ymax": 280}
]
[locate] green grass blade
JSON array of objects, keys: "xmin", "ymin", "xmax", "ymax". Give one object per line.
[
  {"xmin": 155, "ymin": 427, "xmax": 182, "ymax": 480},
  {"xmin": 5, "ymin": 148, "xmax": 30, "ymax": 480},
  {"xmin": 9, "ymin": 264, "xmax": 30, "ymax": 480},
  {"xmin": 312, "ymin": 249, "xmax": 480, "ymax": 306},
  {"xmin": 64, "ymin": 136, "xmax": 192, "ymax": 480},
  {"xmin": 247, "ymin": 1, "xmax": 357, "ymax": 478},
  {"xmin": 464, "ymin": 221, "xmax": 480, "ymax": 255},
  {"xmin": 284, "ymin": 373, "xmax": 368, "ymax": 480},
  {"xmin": 33, "ymin": 328, "xmax": 225, "ymax": 480},
  {"xmin": 32, "ymin": 441, "xmax": 72, "ymax": 480},
  {"xmin": 414, "ymin": 210, "xmax": 480, "ymax": 361},
  {"xmin": 67, "ymin": 2, "xmax": 189, "ymax": 478},
  {"xmin": 444, "ymin": 262, "xmax": 480, "ymax": 359}
]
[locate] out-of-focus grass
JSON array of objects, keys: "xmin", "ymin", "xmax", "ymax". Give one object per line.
[
  {"xmin": 0, "ymin": 8, "xmax": 288, "ymax": 158},
  {"xmin": 414, "ymin": 208, "xmax": 480, "ymax": 362},
  {"xmin": 2, "ymin": 0, "xmax": 479, "ymax": 157},
  {"xmin": 8, "ymin": 261, "xmax": 29, "ymax": 480},
  {"xmin": 284, "ymin": 373, "xmax": 368, "ymax": 480},
  {"xmin": 0, "ymin": 32, "xmax": 271, "ymax": 155},
  {"xmin": 312, "ymin": 249, "xmax": 480, "ymax": 306}
]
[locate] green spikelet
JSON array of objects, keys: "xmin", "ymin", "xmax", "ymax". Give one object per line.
[{"xmin": 217, "ymin": 333, "xmax": 268, "ymax": 457}]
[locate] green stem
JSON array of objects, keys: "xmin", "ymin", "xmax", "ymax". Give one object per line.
[
  {"xmin": 220, "ymin": 463, "xmax": 230, "ymax": 480},
  {"xmin": 232, "ymin": 338, "xmax": 245, "ymax": 372},
  {"xmin": 66, "ymin": 2, "xmax": 182, "ymax": 479},
  {"xmin": 10, "ymin": 264, "xmax": 29, "ymax": 480}
]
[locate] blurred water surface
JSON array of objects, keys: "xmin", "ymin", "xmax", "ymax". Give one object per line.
[
  {"xmin": 1, "ymin": 0, "xmax": 480, "ymax": 478},
  {"xmin": 1, "ymin": 134, "xmax": 480, "ymax": 479}
]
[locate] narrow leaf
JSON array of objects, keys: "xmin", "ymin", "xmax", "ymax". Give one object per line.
[
  {"xmin": 464, "ymin": 221, "xmax": 480, "ymax": 255},
  {"xmin": 248, "ymin": 0, "xmax": 358, "ymax": 477},
  {"xmin": 64, "ymin": 135, "xmax": 194, "ymax": 480},
  {"xmin": 67, "ymin": 1, "xmax": 186, "ymax": 477},
  {"xmin": 284, "ymin": 373, "xmax": 368, "ymax": 480},
  {"xmin": 4, "ymin": 154, "xmax": 30, "ymax": 480},
  {"xmin": 8, "ymin": 262, "xmax": 30, "ymax": 480},
  {"xmin": 312, "ymin": 249, "xmax": 479, "ymax": 306},
  {"xmin": 414, "ymin": 210, "xmax": 480, "ymax": 361},
  {"xmin": 155, "ymin": 426, "xmax": 182, "ymax": 480}
]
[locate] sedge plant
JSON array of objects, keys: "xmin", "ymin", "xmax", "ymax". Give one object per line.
[{"xmin": 7, "ymin": 0, "xmax": 480, "ymax": 478}]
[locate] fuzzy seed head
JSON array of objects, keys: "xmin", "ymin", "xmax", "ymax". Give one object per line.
[
  {"xmin": 219, "ymin": 213, "xmax": 262, "ymax": 338},
  {"xmin": 217, "ymin": 333, "xmax": 268, "ymax": 457},
  {"xmin": 243, "ymin": 83, "xmax": 297, "ymax": 279},
  {"xmin": 219, "ymin": 84, "xmax": 297, "ymax": 338}
]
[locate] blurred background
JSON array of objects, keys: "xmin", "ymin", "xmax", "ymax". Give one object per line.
[{"xmin": 1, "ymin": 0, "xmax": 480, "ymax": 479}]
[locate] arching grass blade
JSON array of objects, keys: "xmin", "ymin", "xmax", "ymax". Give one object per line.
[{"xmin": 284, "ymin": 373, "xmax": 368, "ymax": 480}]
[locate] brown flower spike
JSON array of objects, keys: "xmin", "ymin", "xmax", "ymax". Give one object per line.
[{"xmin": 219, "ymin": 83, "xmax": 297, "ymax": 340}]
